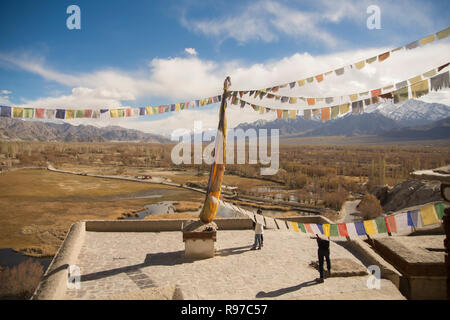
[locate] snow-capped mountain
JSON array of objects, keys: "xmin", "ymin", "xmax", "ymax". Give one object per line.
[{"xmin": 368, "ymin": 99, "xmax": 450, "ymax": 126}]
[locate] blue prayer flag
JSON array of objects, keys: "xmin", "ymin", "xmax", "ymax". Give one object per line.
[{"xmin": 354, "ymin": 222, "xmax": 366, "ymax": 236}]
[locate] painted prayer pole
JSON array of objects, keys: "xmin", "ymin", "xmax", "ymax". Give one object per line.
[{"xmin": 198, "ymin": 77, "xmax": 230, "ymax": 224}]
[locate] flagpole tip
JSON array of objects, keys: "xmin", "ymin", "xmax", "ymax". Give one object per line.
[{"xmin": 224, "ymin": 76, "xmax": 231, "ymax": 91}]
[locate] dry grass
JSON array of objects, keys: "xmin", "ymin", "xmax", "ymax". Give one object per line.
[
  {"xmin": 171, "ymin": 201, "xmax": 202, "ymax": 212},
  {"xmin": 0, "ymin": 169, "xmax": 201, "ymax": 257},
  {"xmin": 229, "ymin": 199, "xmax": 293, "ymax": 212},
  {"xmin": 0, "ymin": 259, "xmax": 43, "ymax": 299},
  {"xmin": 144, "ymin": 212, "xmax": 202, "ymax": 220}
]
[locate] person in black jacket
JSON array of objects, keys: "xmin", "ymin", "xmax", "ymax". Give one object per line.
[{"xmin": 310, "ymin": 234, "xmax": 331, "ymax": 283}]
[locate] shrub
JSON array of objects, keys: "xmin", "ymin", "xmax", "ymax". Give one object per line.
[
  {"xmin": 358, "ymin": 193, "xmax": 384, "ymax": 219},
  {"xmin": 0, "ymin": 259, "xmax": 43, "ymax": 299}
]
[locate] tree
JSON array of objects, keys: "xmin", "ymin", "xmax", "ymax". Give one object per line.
[{"xmin": 358, "ymin": 193, "xmax": 383, "ymax": 219}]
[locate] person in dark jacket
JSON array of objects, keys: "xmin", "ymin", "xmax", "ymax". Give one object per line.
[{"xmin": 310, "ymin": 234, "xmax": 331, "ymax": 283}]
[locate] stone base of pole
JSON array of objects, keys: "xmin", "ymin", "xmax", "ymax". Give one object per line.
[{"xmin": 182, "ymin": 220, "xmax": 217, "ymax": 259}]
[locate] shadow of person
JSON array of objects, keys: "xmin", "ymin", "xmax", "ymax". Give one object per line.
[
  {"xmin": 216, "ymin": 245, "xmax": 254, "ymax": 257},
  {"xmin": 255, "ymin": 280, "xmax": 318, "ymax": 298}
]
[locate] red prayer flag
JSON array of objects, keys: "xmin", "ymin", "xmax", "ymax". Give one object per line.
[
  {"xmin": 84, "ymin": 109, "xmax": 93, "ymax": 118},
  {"xmin": 337, "ymin": 223, "xmax": 349, "ymax": 237},
  {"xmin": 385, "ymin": 216, "xmax": 397, "ymax": 233},
  {"xmin": 371, "ymin": 88, "xmax": 381, "ymax": 97},
  {"xmin": 159, "ymin": 105, "xmax": 164, "ymax": 113},
  {"xmin": 307, "ymin": 98, "xmax": 315, "ymax": 106},
  {"xmin": 35, "ymin": 108, "xmax": 45, "ymax": 119},
  {"xmin": 276, "ymin": 109, "xmax": 283, "ymax": 120},
  {"xmin": 315, "ymin": 74, "xmax": 324, "ymax": 82},
  {"xmin": 304, "ymin": 223, "xmax": 313, "ymax": 233}
]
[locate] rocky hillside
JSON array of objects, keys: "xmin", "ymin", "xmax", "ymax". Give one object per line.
[
  {"xmin": 372, "ymin": 179, "xmax": 442, "ymax": 213},
  {"xmin": 0, "ymin": 118, "xmax": 169, "ymax": 143}
]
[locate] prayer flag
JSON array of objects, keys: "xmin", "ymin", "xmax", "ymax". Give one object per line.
[
  {"xmin": 385, "ymin": 216, "xmax": 397, "ymax": 233},
  {"xmin": 339, "ymin": 103, "xmax": 350, "ymax": 114},
  {"xmin": 118, "ymin": 109, "xmax": 125, "ymax": 117},
  {"xmin": 289, "ymin": 81, "xmax": 296, "ymax": 89},
  {"xmin": 159, "ymin": 105, "xmax": 164, "ymax": 113},
  {"xmin": 407, "ymin": 210, "xmax": 423, "ymax": 227},
  {"xmin": 394, "ymin": 87, "xmax": 409, "ymax": 104},
  {"xmin": 436, "ymin": 27, "xmax": 450, "ymax": 40},
  {"xmin": 375, "ymin": 217, "xmax": 388, "ymax": 234},
  {"xmin": 366, "ymin": 56, "xmax": 377, "ymax": 64},
  {"xmin": 289, "ymin": 109, "xmax": 296, "ymax": 119},
  {"xmin": 304, "ymin": 223, "xmax": 313, "ymax": 233},
  {"xmin": 282, "ymin": 110, "xmax": 288, "ymax": 119},
  {"xmin": 331, "ymin": 106, "xmax": 339, "ymax": 119},
  {"xmin": 297, "ymin": 80, "xmax": 305, "ymax": 87},
  {"xmin": 430, "ymin": 71, "xmax": 450, "ymax": 91},
  {"xmin": 423, "ymin": 69, "xmax": 437, "ymax": 78},
  {"xmin": 146, "ymin": 106, "xmax": 153, "ymax": 115},
  {"xmin": 298, "ymin": 223, "xmax": 306, "ymax": 233},
  {"xmin": 65, "ymin": 110, "xmax": 74, "ymax": 119},
  {"xmin": 395, "ymin": 212, "xmax": 409, "ymax": 231},
  {"xmin": 110, "ymin": 109, "xmax": 119, "ymax": 118},
  {"xmin": 321, "ymin": 107, "xmax": 330, "ymax": 121},
  {"xmin": 306, "ymin": 77, "xmax": 314, "ymax": 83},
  {"xmin": 363, "ymin": 220, "xmax": 376, "ymax": 235},
  {"xmin": 405, "ymin": 41, "xmax": 419, "ymax": 50},
  {"xmin": 277, "ymin": 109, "xmax": 282, "ymax": 120},
  {"xmin": 371, "ymin": 88, "xmax": 381, "ymax": 97},
  {"xmin": 289, "ymin": 97, "xmax": 298, "ymax": 104},
  {"xmin": 85, "ymin": 109, "xmax": 93, "ymax": 118},
  {"xmin": 75, "ymin": 109, "xmax": 84, "ymax": 118},
  {"xmin": 139, "ymin": 108, "xmax": 146, "ymax": 116},
  {"xmin": 13, "ymin": 107, "xmax": 23, "ymax": 118},
  {"xmin": 329, "ymin": 224, "xmax": 339, "ymax": 237},
  {"xmin": 355, "ymin": 60, "xmax": 365, "ymax": 70},
  {"xmin": 378, "ymin": 52, "xmax": 390, "ymax": 62},
  {"xmin": 411, "ymin": 79, "xmax": 429, "ymax": 98},
  {"xmin": 55, "ymin": 109, "xmax": 65, "ymax": 119},
  {"xmin": 46, "ymin": 109, "xmax": 56, "ymax": 120},
  {"xmin": 291, "ymin": 222, "xmax": 299, "ymax": 232},
  {"xmin": 322, "ymin": 224, "xmax": 330, "ymax": 237},
  {"xmin": 312, "ymin": 108, "xmax": 320, "ymax": 115},
  {"xmin": 395, "ymin": 80, "xmax": 408, "ymax": 89},
  {"xmin": 0, "ymin": 106, "xmax": 11, "ymax": 117},
  {"xmin": 434, "ymin": 203, "xmax": 446, "ymax": 220},
  {"xmin": 281, "ymin": 96, "xmax": 289, "ymax": 103},
  {"xmin": 354, "ymin": 221, "xmax": 366, "ymax": 236},
  {"xmin": 307, "ymin": 98, "xmax": 315, "ymax": 106},
  {"xmin": 420, "ymin": 34, "xmax": 435, "ymax": 46},
  {"xmin": 304, "ymin": 109, "xmax": 311, "ymax": 120},
  {"xmin": 349, "ymin": 93, "xmax": 358, "ymax": 102},
  {"xmin": 91, "ymin": 110, "xmax": 100, "ymax": 118},
  {"xmin": 420, "ymin": 204, "xmax": 439, "ymax": 225},
  {"xmin": 23, "ymin": 108, "xmax": 34, "ymax": 118},
  {"xmin": 409, "ymin": 75, "xmax": 422, "ymax": 85},
  {"xmin": 345, "ymin": 223, "xmax": 359, "ymax": 237},
  {"xmin": 325, "ymin": 97, "xmax": 334, "ymax": 104},
  {"xmin": 335, "ymin": 68, "xmax": 345, "ymax": 76},
  {"xmin": 315, "ymin": 74, "xmax": 324, "ymax": 82},
  {"xmin": 34, "ymin": 108, "xmax": 45, "ymax": 119},
  {"xmin": 310, "ymin": 224, "xmax": 322, "ymax": 235},
  {"xmin": 337, "ymin": 224, "xmax": 349, "ymax": 237}
]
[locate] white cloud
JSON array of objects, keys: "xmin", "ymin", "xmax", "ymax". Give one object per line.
[
  {"xmin": 185, "ymin": 48, "xmax": 198, "ymax": 56},
  {"xmin": 1, "ymin": 90, "xmax": 12, "ymax": 95}
]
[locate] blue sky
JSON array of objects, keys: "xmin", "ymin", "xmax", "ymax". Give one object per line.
[{"xmin": 0, "ymin": 0, "xmax": 449, "ymax": 135}]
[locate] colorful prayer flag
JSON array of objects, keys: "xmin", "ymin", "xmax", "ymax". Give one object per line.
[
  {"xmin": 363, "ymin": 220, "xmax": 377, "ymax": 235},
  {"xmin": 420, "ymin": 204, "xmax": 439, "ymax": 225}
]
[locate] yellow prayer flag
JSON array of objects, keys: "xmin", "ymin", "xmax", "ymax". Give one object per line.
[
  {"xmin": 146, "ymin": 107, "xmax": 153, "ymax": 115},
  {"xmin": 289, "ymin": 97, "xmax": 298, "ymax": 104},
  {"xmin": 420, "ymin": 34, "xmax": 435, "ymax": 46},
  {"xmin": 110, "ymin": 109, "xmax": 119, "ymax": 118},
  {"xmin": 420, "ymin": 204, "xmax": 439, "ymax": 225},
  {"xmin": 289, "ymin": 110, "xmax": 296, "ymax": 119},
  {"xmin": 12, "ymin": 107, "xmax": 23, "ymax": 118},
  {"xmin": 322, "ymin": 224, "xmax": 330, "ymax": 237},
  {"xmin": 355, "ymin": 60, "xmax": 365, "ymax": 70},
  {"xmin": 259, "ymin": 107, "xmax": 265, "ymax": 114},
  {"xmin": 291, "ymin": 222, "xmax": 299, "ymax": 232},
  {"xmin": 411, "ymin": 80, "xmax": 429, "ymax": 98},
  {"xmin": 175, "ymin": 103, "xmax": 180, "ymax": 111},
  {"xmin": 436, "ymin": 27, "xmax": 450, "ymax": 40},
  {"xmin": 306, "ymin": 77, "xmax": 313, "ymax": 83},
  {"xmin": 349, "ymin": 93, "xmax": 358, "ymax": 102},
  {"xmin": 408, "ymin": 75, "xmax": 422, "ymax": 85},
  {"xmin": 363, "ymin": 220, "xmax": 377, "ymax": 235},
  {"xmin": 297, "ymin": 79, "xmax": 305, "ymax": 86},
  {"xmin": 66, "ymin": 110, "xmax": 75, "ymax": 119},
  {"xmin": 339, "ymin": 103, "xmax": 350, "ymax": 114}
]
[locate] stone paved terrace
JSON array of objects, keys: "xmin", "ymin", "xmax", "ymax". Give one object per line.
[{"xmin": 62, "ymin": 229, "xmax": 405, "ymax": 300}]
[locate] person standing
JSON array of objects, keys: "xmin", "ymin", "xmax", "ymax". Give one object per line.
[
  {"xmin": 251, "ymin": 215, "xmax": 264, "ymax": 250},
  {"xmin": 257, "ymin": 208, "xmax": 264, "ymax": 247},
  {"xmin": 310, "ymin": 234, "xmax": 331, "ymax": 283}
]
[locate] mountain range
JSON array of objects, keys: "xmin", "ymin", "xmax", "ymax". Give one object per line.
[
  {"xmin": 235, "ymin": 99, "xmax": 450, "ymax": 140},
  {"xmin": 0, "ymin": 118, "xmax": 169, "ymax": 143}
]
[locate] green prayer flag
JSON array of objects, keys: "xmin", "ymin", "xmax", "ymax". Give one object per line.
[
  {"xmin": 118, "ymin": 109, "xmax": 125, "ymax": 117},
  {"xmin": 24, "ymin": 108, "xmax": 34, "ymax": 118},
  {"xmin": 329, "ymin": 224, "xmax": 339, "ymax": 237},
  {"xmin": 76, "ymin": 110, "xmax": 84, "ymax": 118},
  {"xmin": 298, "ymin": 223, "xmax": 306, "ymax": 233},
  {"xmin": 375, "ymin": 217, "xmax": 388, "ymax": 233},
  {"xmin": 331, "ymin": 106, "xmax": 339, "ymax": 119},
  {"xmin": 434, "ymin": 203, "xmax": 447, "ymax": 220}
]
